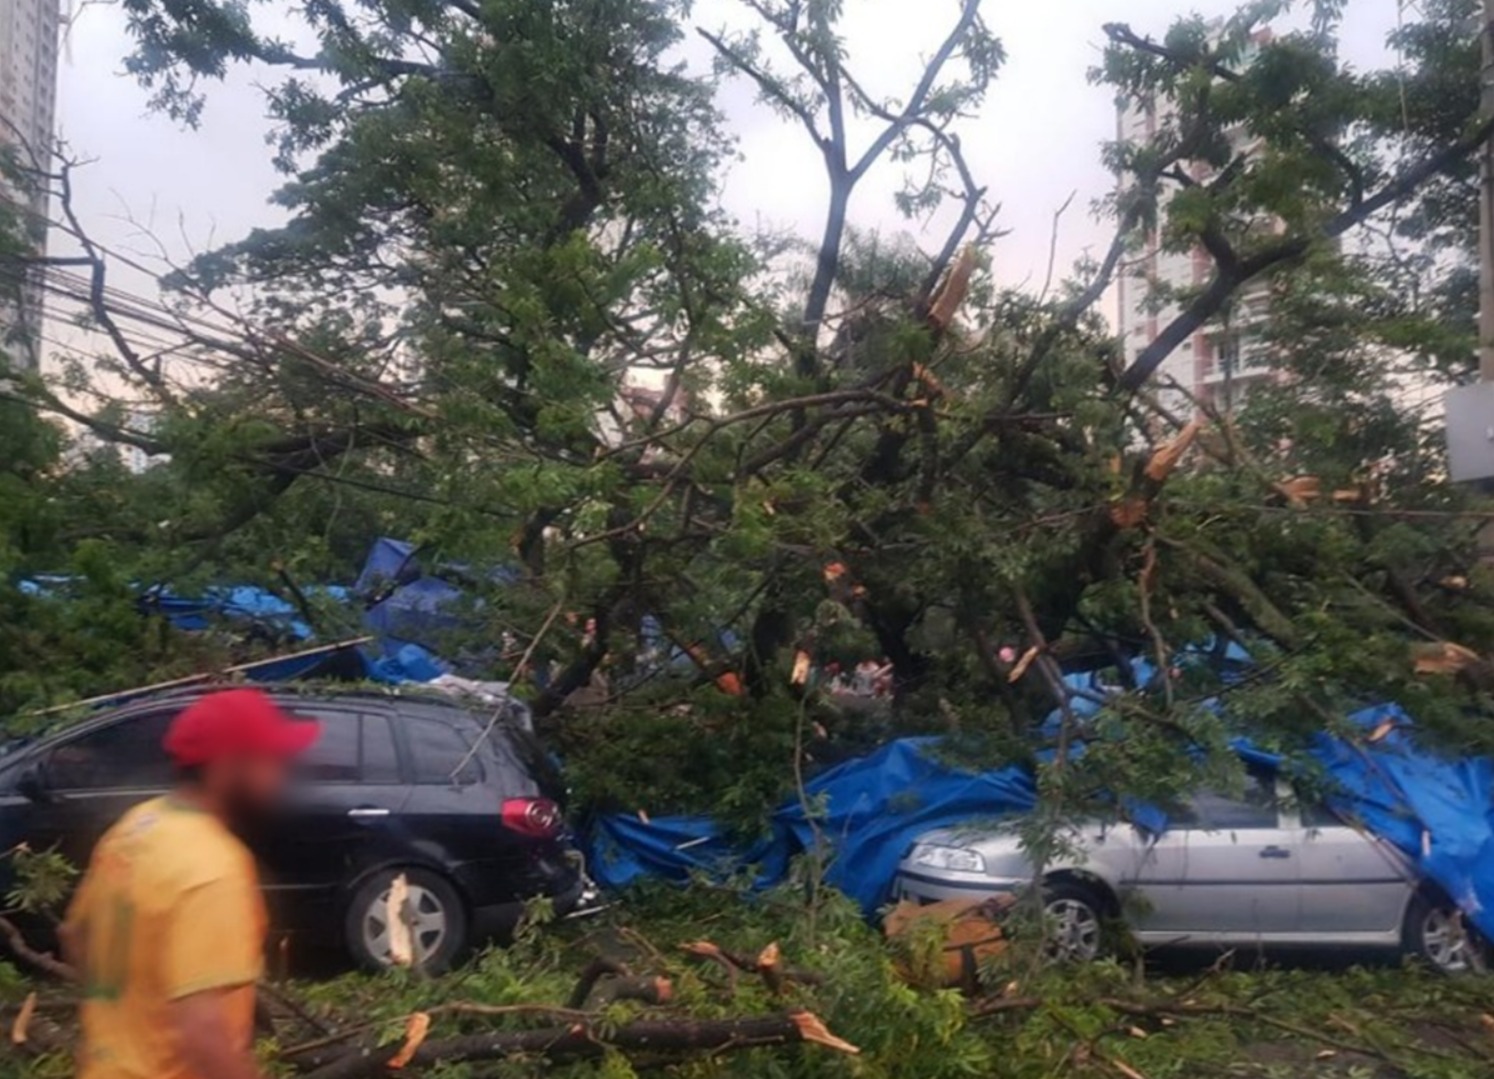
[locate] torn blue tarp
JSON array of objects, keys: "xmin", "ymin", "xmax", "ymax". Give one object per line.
[
  {"xmin": 355, "ymin": 537, "xmax": 424, "ymax": 595},
  {"xmin": 586, "ymin": 710, "xmax": 1494, "ymax": 937},
  {"xmin": 354, "ymin": 537, "xmax": 521, "ymax": 670},
  {"xmin": 364, "ymin": 576, "xmax": 468, "ymax": 654},
  {"xmin": 586, "ymin": 739, "xmax": 1038, "ymax": 914},
  {"xmin": 1310, "ymin": 704, "xmax": 1494, "ymax": 938},
  {"xmin": 139, "ymin": 585, "xmax": 317, "ymax": 641}
]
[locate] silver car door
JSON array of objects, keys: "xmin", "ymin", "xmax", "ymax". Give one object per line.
[
  {"xmin": 1293, "ymin": 794, "xmax": 1412, "ymax": 936},
  {"xmin": 1129, "ymin": 771, "xmax": 1300, "ymax": 938}
]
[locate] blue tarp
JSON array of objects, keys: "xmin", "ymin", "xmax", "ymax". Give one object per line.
[
  {"xmin": 587, "ymin": 740, "xmax": 1038, "ymax": 914},
  {"xmin": 142, "ymin": 585, "xmax": 319, "ymax": 641},
  {"xmin": 354, "ymin": 537, "xmax": 521, "ymax": 672},
  {"xmin": 586, "ymin": 709, "xmax": 1494, "ymax": 938}
]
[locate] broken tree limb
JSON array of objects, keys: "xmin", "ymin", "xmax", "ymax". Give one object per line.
[
  {"xmin": 0, "ymin": 916, "xmax": 75, "ymax": 983},
  {"xmin": 300, "ymin": 1011, "xmax": 858, "ymax": 1079},
  {"xmin": 567, "ymin": 956, "xmax": 631, "ymax": 1009},
  {"xmin": 680, "ymin": 940, "xmax": 826, "ymax": 994}
]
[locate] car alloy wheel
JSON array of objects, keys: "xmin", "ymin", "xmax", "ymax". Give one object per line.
[
  {"xmin": 364, "ymin": 880, "xmax": 449, "ymax": 965},
  {"xmin": 1044, "ymin": 895, "xmax": 1102, "ymax": 963},
  {"xmin": 1418, "ymin": 905, "xmax": 1476, "ymax": 974},
  {"xmin": 345, "ymin": 867, "xmax": 468, "ymax": 974}
]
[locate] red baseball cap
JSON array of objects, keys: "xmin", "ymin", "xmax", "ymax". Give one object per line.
[{"xmin": 163, "ymin": 688, "xmax": 320, "ymax": 767}]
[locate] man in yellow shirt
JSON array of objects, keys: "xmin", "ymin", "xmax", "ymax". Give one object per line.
[{"xmin": 61, "ymin": 688, "xmax": 319, "ymax": 1079}]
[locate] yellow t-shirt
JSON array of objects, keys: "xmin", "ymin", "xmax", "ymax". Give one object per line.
[{"xmin": 67, "ymin": 796, "xmax": 266, "ymax": 1079}]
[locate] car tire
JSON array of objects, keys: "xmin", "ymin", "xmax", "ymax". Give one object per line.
[
  {"xmin": 1042, "ymin": 880, "xmax": 1107, "ymax": 964},
  {"xmin": 344, "ymin": 867, "xmax": 469, "ymax": 975},
  {"xmin": 1402, "ymin": 891, "xmax": 1485, "ymax": 975}
]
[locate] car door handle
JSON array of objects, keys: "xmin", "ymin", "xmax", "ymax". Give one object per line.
[
  {"xmin": 348, "ymin": 807, "xmax": 391, "ymax": 819},
  {"xmin": 1258, "ymin": 846, "xmax": 1292, "ymax": 859}
]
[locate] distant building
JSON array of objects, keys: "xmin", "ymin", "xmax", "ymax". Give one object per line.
[
  {"xmin": 1115, "ymin": 28, "xmax": 1275, "ymax": 416},
  {"xmin": 0, "ymin": 0, "xmax": 62, "ymax": 371}
]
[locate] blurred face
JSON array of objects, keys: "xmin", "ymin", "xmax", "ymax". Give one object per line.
[{"xmin": 202, "ymin": 753, "xmax": 294, "ymax": 833}]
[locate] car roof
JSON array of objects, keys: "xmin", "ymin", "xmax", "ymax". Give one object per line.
[{"xmin": 7, "ymin": 684, "xmax": 519, "ymax": 757}]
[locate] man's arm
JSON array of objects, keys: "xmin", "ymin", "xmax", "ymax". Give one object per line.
[
  {"xmin": 56, "ymin": 917, "xmax": 84, "ymax": 975},
  {"xmin": 58, "ymin": 871, "xmax": 92, "ymax": 976},
  {"xmin": 169, "ymin": 990, "xmax": 267, "ymax": 1079}
]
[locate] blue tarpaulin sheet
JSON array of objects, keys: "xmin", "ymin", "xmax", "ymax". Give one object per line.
[
  {"xmin": 587, "ymin": 739, "xmax": 1038, "ymax": 914},
  {"xmin": 586, "ymin": 710, "xmax": 1494, "ymax": 937}
]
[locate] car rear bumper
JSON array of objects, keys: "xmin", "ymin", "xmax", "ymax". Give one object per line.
[{"xmin": 471, "ymin": 872, "xmax": 587, "ymax": 941}]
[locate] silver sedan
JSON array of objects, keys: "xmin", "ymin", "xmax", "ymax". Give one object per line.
[{"xmin": 893, "ymin": 770, "xmax": 1483, "ymax": 973}]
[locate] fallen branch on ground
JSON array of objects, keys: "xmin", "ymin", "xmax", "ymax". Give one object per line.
[
  {"xmin": 680, "ymin": 939, "xmax": 826, "ymax": 995},
  {"xmin": 0, "ymin": 916, "xmax": 75, "ymax": 983},
  {"xmin": 300, "ymin": 1010, "xmax": 858, "ymax": 1079}
]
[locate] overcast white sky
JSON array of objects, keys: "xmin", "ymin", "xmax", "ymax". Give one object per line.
[{"xmin": 51, "ymin": 0, "xmax": 1410, "ymax": 332}]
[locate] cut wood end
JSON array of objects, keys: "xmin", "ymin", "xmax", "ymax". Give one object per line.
[
  {"xmin": 1007, "ymin": 645, "xmax": 1040, "ymax": 684},
  {"xmin": 681, "ymin": 940, "xmax": 724, "ymax": 960},
  {"xmin": 387, "ymin": 1011, "xmax": 430, "ymax": 1069},
  {"xmin": 1274, "ymin": 475, "xmax": 1322, "ymax": 507},
  {"xmin": 756, "ymin": 941, "xmax": 782, "ymax": 971},
  {"xmin": 928, "ymin": 245, "xmax": 978, "ymax": 330},
  {"xmin": 10, "ymin": 991, "xmax": 35, "ymax": 1046},
  {"xmin": 790, "ymin": 1011, "xmax": 861, "ymax": 1054},
  {"xmin": 387, "ymin": 872, "xmax": 413, "ymax": 968},
  {"xmin": 911, "ymin": 362, "xmax": 949, "ymax": 398},
  {"xmin": 1142, "ymin": 418, "xmax": 1203, "ymax": 484},
  {"xmin": 1411, "ymin": 641, "xmax": 1481, "ymax": 676},
  {"xmin": 1109, "ymin": 497, "xmax": 1149, "ymax": 530},
  {"xmin": 653, "ymin": 976, "xmax": 674, "ymax": 1004}
]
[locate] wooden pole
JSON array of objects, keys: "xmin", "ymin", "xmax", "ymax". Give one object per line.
[{"xmin": 17, "ymin": 636, "xmax": 377, "ymax": 719}]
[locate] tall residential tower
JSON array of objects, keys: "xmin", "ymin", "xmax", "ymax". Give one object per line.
[
  {"xmin": 0, "ymin": 0, "xmax": 62, "ymax": 371},
  {"xmin": 1115, "ymin": 28, "xmax": 1275, "ymax": 416}
]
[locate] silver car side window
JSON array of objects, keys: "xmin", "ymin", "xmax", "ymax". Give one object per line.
[{"xmin": 1185, "ymin": 772, "xmax": 1279, "ymax": 831}]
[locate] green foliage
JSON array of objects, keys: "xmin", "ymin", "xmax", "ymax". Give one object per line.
[{"xmin": 2, "ymin": 846, "xmax": 78, "ymax": 923}]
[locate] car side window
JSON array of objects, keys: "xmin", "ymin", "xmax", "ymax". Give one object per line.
[
  {"xmin": 407, "ymin": 718, "xmax": 483, "ymax": 786},
  {"xmin": 295, "ymin": 710, "xmax": 361, "ymax": 783},
  {"xmin": 1298, "ymin": 796, "xmax": 1342, "ymax": 829},
  {"xmin": 1186, "ymin": 772, "xmax": 1280, "ymax": 831},
  {"xmin": 362, "ymin": 715, "xmax": 402, "ymax": 783},
  {"xmin": 44, "ymin": 710, "xmax": 177, "ymax": 791}
]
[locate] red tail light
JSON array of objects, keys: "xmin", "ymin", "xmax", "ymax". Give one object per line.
[{"xmin": 501, "ymin": 797, "xmax": 562, "ymax": 838}]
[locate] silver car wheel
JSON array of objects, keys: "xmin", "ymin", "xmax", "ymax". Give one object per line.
[
  {"xmin": 1044, "ymin": 897, "xmax": 1102, "ymax": 962},
  {"xmin": 1420, "ymin": 906, "xmax": 1473, "ymax": 974},
  {"xmin": 362, "ymin": 881, "xmax": 449, "ymax": 967}
]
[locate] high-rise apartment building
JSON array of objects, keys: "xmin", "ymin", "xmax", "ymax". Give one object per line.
[
  {"xmin": 0, "ymin": 0, "xmax": 62, "ymax": 371},
  {"xmin": 1115, "ymin": 30, "xmax": 1274, "ymax": 416}
]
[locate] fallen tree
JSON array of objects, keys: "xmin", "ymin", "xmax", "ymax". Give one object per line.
[{"xmin": 5, "ymin": 0, "xmax": 1494, "ymax": 838}]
